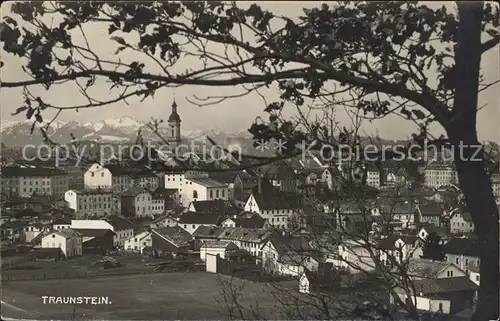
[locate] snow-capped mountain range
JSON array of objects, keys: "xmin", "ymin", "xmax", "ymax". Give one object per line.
[{"xmin": 0, "ymin": 116, "xmax": 252, "ymax": 147}]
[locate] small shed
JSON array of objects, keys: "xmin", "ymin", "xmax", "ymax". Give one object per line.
[{"xmin": 200, "ymin": 240, "xmax": 239, "ymax": 261}]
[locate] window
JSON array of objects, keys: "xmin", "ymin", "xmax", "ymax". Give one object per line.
[
  {"xmin": 476, "ymin": 275, "xmax": 480, "ymax": 282},
  {"xmin": 101, "ymin": 173, "xmax": 104, "ymax": 177},
  {"xmin": 209, "ymin": 190, "xmax": 213, "ymax": 198},
  {"xmin": 216, "ymin": 190, "xmax": 219, "ymax": 198},
  {"xmin": 456, "ymin": 258, "xmax": 459, "ymax": 264},
  {"xmin": 192, "ymin": 225, "xmax": 195, "ymax": 229},
  {"xmin": 193, "ymin": 190, "xmax": 198, "ymax": 199},
  {"xmin": 91, "ymin": 173, "xmax": 94, "ymax": 177}
]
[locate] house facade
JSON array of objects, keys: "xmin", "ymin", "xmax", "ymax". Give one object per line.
[
  {"xmin": 41, "ymin": 229, "xmax": 83, "ymax": 257},
  {"xmin": 449, "ymin": 211, "xmax": 475, "ymax": 234},
  {"xmin": 65, "ymin": 189, "xmax": 119, "ymax": 219}
]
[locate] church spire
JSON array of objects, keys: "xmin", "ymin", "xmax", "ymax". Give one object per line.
[{"xmin": 168, "ymin": 99, "xmax": 181, "ymax": 123}]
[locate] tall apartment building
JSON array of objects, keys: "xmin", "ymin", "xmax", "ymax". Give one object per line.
[
  {"xmin": 64, "ymin": 189, "xmax": 121, "ymax": 219},
  {"xmin": 1, "ymin": 165, "xmax": 68, "ymax": 199},
  {"xmin": 424, "ymin": 163, "xmax": 458, "ymax": 189}
]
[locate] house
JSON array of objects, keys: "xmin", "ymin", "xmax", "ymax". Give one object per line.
[
  {"xmin": 331, "ymin": 200, "xmax": 376, "ymax": 234},
  {"xmin": 71, "ymin": 228, "xmax": 116, "ymax": 254},
  {"xmin": 220, "ymin": 214, "xmax": 266, "ymax": 229},
  {"xmin": 417, "ymin": 227, "xmax": 449, "ymax": 243},
  {"xmin": 424, "ymin": 162, "xmax": 458, "ymax": 189},
  {"xmin": 64, "ymin": 189, "xmax": 119, "ymax": 219},
  {"xmin": 449, "ymin": 211, "xmax": 474, "ymax": 234},
  {"xmin": 365, "ymin": 164, "xmax": 381, "ymax": 188},
  {"xmin": 181, "ymin": 177, "xmax": 229, "ymax": 208},
  {"xmin": 233, "ymin": 171, "xmax": 259, "ymax": 206},
  {"xmin": 121, "ymin": 187, "xmax": 159, "ymax": 218},
  {"xmin": 149, "ymin": 214, "xmax": 179, "ymax": 229},
  {"xmin": 244, "ymin": 180, "xmax": 301, "ymax": 230},
  {"xmin": 379, "ymin": 201, "xmax": 416, "ymax": 229},
  {"xmin": 0, "ymin": 165, "xmax": 68, "ymax": 198},
  {"xmin": 124, "ymin": 230, "xmax": 152, "ymax": 253},
  {"xmin": 262, "ymin": 161, "xmax": 297, "ymax": 192},
  {"xmin": 261, "ymin": 233, "xmax": 320, "ymax": 277},
  {"xmin": 390, "ymin": 276, "xmax": 477, "ymax": 315},
  {"xmin": 52, "ymin": 218, "xmax": 71, "ymax": 231},
  {"xmin": 150, "ymin": 226, "xmax": 193, "ymax": 258},
  {"xmin": 404, "ymin": 258, "xmax": 467, "ymax": 280},
  {"xmin": 164, "ymin": 170, "xmax": 229, "ymax": 208},
  {"xmin": 150, "ymin": 187, "xmax": 169, "ymax": 213},
  {"xmin": 218, "ymin": 227, "xmax": 275, "ymax": 257},
  {"xmin": 415, "ymin": 202, "xmax": 443, "ymax": 228},
  {"xmin": 336, "ymin": 238, "xmax": 376, "ymax": 273},
  {"xmin": 444, "ymin": 238, "xmax": 480, "ymax": 284},
  {"xmin": 377, "ymin": 235, "xmax": 423, "ymax": 266},
  {"xmin": 178, "ymin": 211, "xmax": 222, "ymax": 234},
  {"xmin": 40, "ymin": 229, "xmax": 83, "ymax": 257},
  {"xmin": 299, "ymin": 264, "xmax": 341, "ymax": 294},
  {"xmin": 24, "ymin": 223, "xmax": 51, "ymax": 243},
  {"xmin": 188, "ymin": 199, "xmax": 239, "ymax": 217},
  {"xmin": 3, "ymin": 196, "xmax": 52, "ymax": 213},
  {"xmin": 106, "ymin": 215, "xmax": 136, "ymax": 248},
  {"xmin": 0, "ymin": 221, "xmax": 25, "ymax": 242},
  {"xmin": 192, "ymin": 226, "xmax": 223, "ymax": 250},
  {"xmin": 200, "ymin": 240, "xmax": 239, "ymax": 261}
]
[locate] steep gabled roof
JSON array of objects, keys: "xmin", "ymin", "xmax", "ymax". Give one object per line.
[
  {"xmin": 152, "ymin": 226, "xmax": 192, "ymax": 248},
  {"xmin": 266, "ymin": 233, "xmax": 312, "ymax": 255},
  {"xmin": 410, "ymin": 276, "xmax": 477, "ymax": 295},
  {"xmin": 178, "ymin": 211, "xmax": 221, "ymax": 225},
  {"xmin": 417, "ymin": 202, "xmax": 444, "ymax": 217},
  {"xmin": 190, "ymin": 200, "xmax": 238, "ymax": 215},
  {"xmin": 107, "ymin": 215, "xmax": 136, "ymax": 231},
  {"xmin": 406, "ymin": 258, "xmax": 458, "ymax": 279},
  {"xmin": 250, "ymin": 181, "xmax": 300, "ymax": 210},
  {"xmin": 444, "ymin": 237, "xmax": 479, "ymax": 257},
  {"xmin": 121, "ymin": 186, "xmax": 151, "ymax": 197}
]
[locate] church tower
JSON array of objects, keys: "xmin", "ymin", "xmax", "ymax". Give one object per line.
[{"xmin": 168, "ymin": 99, "xmax": 181, "ymax": 147}]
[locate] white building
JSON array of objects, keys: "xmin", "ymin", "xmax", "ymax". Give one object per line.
[
  {"xmin": 124, "ymin": 230, "xmax": 152, "ymax": 253},
  {"xmin": 449, "ymin": 211, "xmax": 475, "ymax": 234},
  {"xmin": 424, "ymin": 163, "xmax": 458, "ymax": 189},
  {"xmin": 24, "ymin": 223, "xmax": 50, "ymax": 243},
  {"xmin": 121, "ymin": 187, "xmax": 159, "ymax": 218},
  {"xmin": 1, "ymin": 165, "xmax": 68, "ymax": 198},
  {"xmin": 65, "ymin": 189, "xmax": 119, "ymax": 219},
  {"xmin": 41, "ymin": 229, "xmax": 82, "ymax": 257},
  {"xmin": 244, "ymin": 183, "xmax": 299, "ymax": 230},
  {"xmin": 366, "ymin": 169, "xmax": 381, "ymax": 188},
  {"xmin": 70, "ymin": 219, "xmax": 132, "ymax": 248},
  {"xmin": 52, "ymin": 218, "xmax": 71, "ymax": 231},
  {"xmin": 200, "ymin": 240, "xmax": 239, "ymax": 261},
  {"xmin": 84, "ymin": 163, "xmax": 160, "ymax": 196},
  {"xmin": 164, "ymin": 171, "xmax": 228, "ymax": 207},
  {"xmin": 84, "ymin": 163, "xmax": 113, "ymax": 189}
]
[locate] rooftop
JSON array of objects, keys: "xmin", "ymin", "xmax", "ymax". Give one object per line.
[
  {"xmin": 409, "ymin": 276, "xmax": 477, "ymax": 295},
  {"xmin": 406, "ymin": 258, "xmax": 457, "ymax": 279},
  {"xmin": 153, "ymin": 226, "xmax": 192, "ymax": 248},
  {"xmin": 444, "ymin": 238, "xmax": 479, "ymax": 257},
  {"xmin": 178, "ymin": 211, "xmax": 221, "ymax": 225},
  {"xmin": 186, "ymin": 177, "xmax": 227, "ymax": 188}
]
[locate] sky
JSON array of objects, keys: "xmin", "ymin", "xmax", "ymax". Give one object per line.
[{"xmin": 1, "ymin": 1, "xmax": 499, "ymax": 141}]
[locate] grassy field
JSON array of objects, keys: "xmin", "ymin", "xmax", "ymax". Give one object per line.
[{"xmin": 1, "ymin": 272, "xmax": 291, "ymax": 320}]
